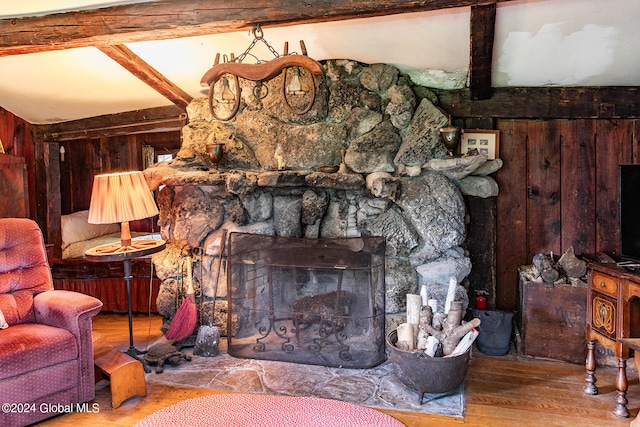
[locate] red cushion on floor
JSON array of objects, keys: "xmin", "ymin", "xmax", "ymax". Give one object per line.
[{"xmin": 0, "ymin": 323, "xmax": 77, "ymax": 381}]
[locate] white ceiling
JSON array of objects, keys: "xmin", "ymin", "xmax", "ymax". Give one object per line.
[{"xmin": 0, "ymin": 0, "xmax": 639, "ymax": 124}]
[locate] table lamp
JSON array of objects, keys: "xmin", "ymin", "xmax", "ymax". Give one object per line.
[
  {"xmin": 87, "ymin": 171, "xmax": 161, "ymax": 252},
  {"xmin": 84, "ymin": 171, "xmax": 166, "ymax": 362}
]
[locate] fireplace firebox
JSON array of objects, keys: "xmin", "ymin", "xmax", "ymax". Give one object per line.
[{"xmin": 226, "ymin": 233, "xmax": 386, "ymax": 368}]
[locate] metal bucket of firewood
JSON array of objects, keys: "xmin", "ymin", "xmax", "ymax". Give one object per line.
[{"xmin": 387, "ymin": 329, "xmax": 470, "ymax": 402}]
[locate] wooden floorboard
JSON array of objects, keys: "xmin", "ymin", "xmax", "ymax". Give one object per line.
[{"xmin": 37, "ymin": 313, "xmax": 638, "ymax": 426}]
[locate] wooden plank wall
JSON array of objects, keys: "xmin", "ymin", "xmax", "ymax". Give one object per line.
[
  {"xmin": 0, "ymin": 155, "xmax": 29, "ymax": 218},
  {"xmin": 4, "ymin": 100, "xmax": 639, "ymax": 312},
  {"xmin": 59, "ymin": 131, "xmax": 180, "ymax": 215},
  {"xmin": 495, "ymin": 119, "xmax": 639, "ymax": 310},
  {"xmin": 0, "ymin": 108, "xmax": 34, "ymax": 217},
  {"xmin": 42, "ymin": 130, "xmax": 180, "ymax": 258}
]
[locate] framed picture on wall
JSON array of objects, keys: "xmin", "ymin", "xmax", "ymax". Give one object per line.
[{"xmin": 460, "ymin": 129, "xmax": 500, "ymax": 159}]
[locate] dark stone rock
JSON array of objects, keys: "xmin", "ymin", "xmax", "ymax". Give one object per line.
[
  {"xmin": 258, "ymin": 170, "xmax": 310, "ymax": 187},
  {"xmin": 156, "ymin": 277, "xmax": 179, "ymax": 320},
  {"xmin": 394, "ymin": 98, "xmax": 449, "ymax": 166},
  {"xmin": 365, "ymin": 208, "xmax": 419, "ymax": 258},
  {"xmin": 395, "ymin": 173, "xmax": 466, "ymax": 261},
  {"xmin": 280, "ymin": 122, "xmax": 347, "ymax": 168},
  {"xmin": 319, "ymin": 193, "xmax": 350, "ymax": 238},
  {"xmin": 412, "ymin": 85, "xmax": 440, "ymax": 106},
  {"xmin": 360, "ymin": 91, "xmax": 383, "ymax": 112},
  {"xmin": 225, "ymin": 171, "xmax": 258, "ymax": 195},
  {"xmin": 345, "ymin": 107, "xmax": 383, "ymax": 140},
  {"xmin": 224, "ymin": 198, "xmax": 248, "ymax": 225},
  {"xmin": 304, "ymin": 171, "xmax": 365, "ymax": 190},
  {"xmin": 425, "ymin": 155, "xmax": 488, "ymax": 180},
  {"xmin": 345, "ymin": 120, "xmax": 401, "ymax": 173},
  {"xmin": 329, "ymin": 80, "xmax": 362, "ymax": 122},
  {"xmin": 234, "ymin": 111, "xmax": 280, "ymax": 168},
  {"xmin": 385, "ymin": 258, "xmax": 418, "ymax": 313},
  {"xmin": 148, "ymin": 61, "xmax": 494, "ymax": 323},
  {"xmin": 301, "ymin": 189, "xmax": 329, "ymax": 225},
  {"xmin": 156, "ymin": 185, "xmax": 173, "ymax": 234},
  {"xmin": 359, "ymin": 63, "xmax": 399, "ymax": 94},
  {"xmin": 385, "ymin": 84, "xmax": 417, "ymax": 130},
  {"xmin": 324, "ymin": 59, "xmax": 364, "ymax": 82},
  {"xmin": 239, "ymin": 189, "xmax": 273, "ymax": 222},
  {"xmin": 170, "ymin": 186, "xmax": 224, "ymax": 247},
  {"xmin": 273, "ymin": 195, "xmax": 302, "ymax": 237}
]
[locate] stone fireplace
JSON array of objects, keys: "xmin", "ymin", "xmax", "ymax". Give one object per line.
[{"xmin": 144, "ymin": 59, "xmax": 501, "ymax": 352}]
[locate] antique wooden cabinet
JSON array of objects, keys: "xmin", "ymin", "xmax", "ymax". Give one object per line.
[{"xmin": 585, "ymin": 261, "xmax": 640, "ymax": 418}]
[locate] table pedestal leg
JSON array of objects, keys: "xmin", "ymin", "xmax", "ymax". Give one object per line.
[
  {"xmin": 614, "ymin": 358, "xmax": 629, "ymax": 418},
  {"xmin": 584, "ymin": 340, "xmax": 598, "ymax": 395},
  {"xmin": 122, "ymin": 258, "xmax": 149, "ymax": 371}
]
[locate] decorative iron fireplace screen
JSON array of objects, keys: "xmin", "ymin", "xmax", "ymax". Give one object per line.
[{"xmin": 226, "ymin": 233, "xmax": 386, "ymax": 368}]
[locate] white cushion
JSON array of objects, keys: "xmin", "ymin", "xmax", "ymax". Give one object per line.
[{"xmin": 61, "ymin": 210, "xmax": 120, "ymax": 249}]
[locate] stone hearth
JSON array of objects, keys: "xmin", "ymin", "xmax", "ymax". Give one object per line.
[
  {"xmin": 145, "ymin": 341, "xmax": 466, "ymax": 419},
  {"xmin": 143, "ymin": 59, "xmax": 502, "ymax": 340}
]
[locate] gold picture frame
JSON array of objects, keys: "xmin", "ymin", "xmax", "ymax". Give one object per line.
[{"xmin": 460, "ymin": 129, "xmax": 500, "ymax": 160}]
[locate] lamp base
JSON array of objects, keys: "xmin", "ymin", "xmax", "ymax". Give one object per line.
[{"xmin": 125, "ymin": 343, "xmax": 148, "ymax": 358}]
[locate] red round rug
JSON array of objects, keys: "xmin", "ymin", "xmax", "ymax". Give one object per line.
[{"xmin": 134, "ymin": 393, "xmax": 405, "ymax": 427}]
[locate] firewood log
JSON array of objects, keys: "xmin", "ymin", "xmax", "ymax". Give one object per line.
[
  {"xmin": 441, "ymin": 302, "xmax": 481, "ymax": 355},
  {"xmin": 417, "ymin": 306, "xmax": 433, "ymax": 350},
  {"xmin": 557, "ymin": 246, "xmax": 587, "ymax": 278},
  {"xmin": 419, "ymin": 306, "xmax": 433, "ymax": 331},
  {"xmin": 532, "ymin": 253, "xmax": 559, "ymax": 283},
  {"xmin": 418, "ymin": 301, "xmax": 481, "ymax": 356},
  {"xmin": 597, "ymin": 252, "xmax": 616, "ymax": 264}
]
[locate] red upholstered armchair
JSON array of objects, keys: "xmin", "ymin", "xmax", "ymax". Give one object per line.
[{"xmin": 0, "ymin": 218, "xmax": 103, "ymax": 427}]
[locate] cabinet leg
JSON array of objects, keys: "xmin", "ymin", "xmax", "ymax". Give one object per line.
[
  {"xmin": 614, "ymin": 358, "xmax": 629, "ymax": 418},
  {"xmin": 584, "ymin": 340, "xmax": 598, "ymax": 395}
]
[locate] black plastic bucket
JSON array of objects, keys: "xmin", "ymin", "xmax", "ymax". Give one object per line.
[{"xmin": 473, "ymin": 309, "xmax": 514, "ymax": 356}]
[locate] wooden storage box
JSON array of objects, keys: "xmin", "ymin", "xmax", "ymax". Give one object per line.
[{"xmin": 518, "ymin": 277, "xmax": 587, "ymax": 364}]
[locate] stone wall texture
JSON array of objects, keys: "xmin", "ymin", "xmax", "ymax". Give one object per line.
[{"xmin": 144, "ymin": 59, "xmax": 501, "ymax": 332}]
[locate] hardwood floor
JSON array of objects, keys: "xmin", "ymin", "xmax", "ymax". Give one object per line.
[{"xmin": 38, "ymin": 312, "xmax": 638, "ymax": 426}]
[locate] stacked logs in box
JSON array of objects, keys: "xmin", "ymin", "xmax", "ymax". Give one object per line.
[{"xmin": 393, "ymin": 277, "xmax": 481, "ymax": 357}]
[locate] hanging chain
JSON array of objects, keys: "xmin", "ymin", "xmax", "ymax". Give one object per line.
[{"xmin": 234, "ymin": 24, "xmax": 281, "ymax": 64}]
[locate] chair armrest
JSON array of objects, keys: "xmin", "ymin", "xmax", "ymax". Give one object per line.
[
  {"xmin": 33, "ymin": 290, "xmax": 103, "ymax": 333},
  {"xmin": 33, "ymin": 290, "xmax": 103, "ymax": 402}
]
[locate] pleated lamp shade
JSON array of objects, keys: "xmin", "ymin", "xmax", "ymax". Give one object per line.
[{"xmin": 88, "ymin": 171, "xmax": 158, "ymax": 248}]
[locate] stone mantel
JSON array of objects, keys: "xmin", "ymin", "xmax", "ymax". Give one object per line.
[{"xmin": 145, "ymin": 165, "xmax": 366, "ymax": 193}]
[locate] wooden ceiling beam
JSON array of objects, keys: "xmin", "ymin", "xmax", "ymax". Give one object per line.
[
  {"xmin": 32, "ymin": 105, "xmax": 187, "ymax": 141},
  {"xmin": 435, "ymin": 87, "xmax": 640, "ymax": 119},
  {"xmin": 0, "ymin": 0, "xmax": 517, "ymax": 56},
  {"xmin": 469, "ymin": 4, "xmax": 496, "ymax": 100},
  {"xmin": 98, "ymin": 44, "xmax": 193, "ymax": 108}
]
